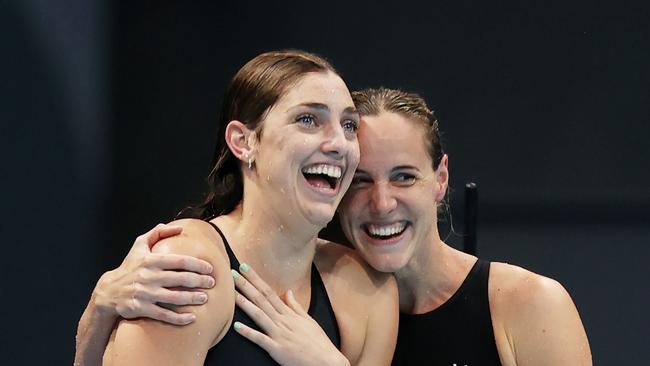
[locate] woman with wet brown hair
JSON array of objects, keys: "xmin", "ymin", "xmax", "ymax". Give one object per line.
[
  {"xmin": 75, "ymin": 50, "xmax": 398, "ymax": 365},
  {"xmin": 340, "ymin": 87, "xmax": 591, "ymax": 365}
]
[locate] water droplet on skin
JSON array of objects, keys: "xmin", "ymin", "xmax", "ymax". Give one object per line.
[
  {"xmin": 280, "ymin": 187, "xmax": 285, "ymax": 194},
  {"xmin": 266, "ymin": 175, "xmax": 270, "ymax": 181},
  {"xmin": 279, "ymin": 224, "xmax": 284, "ymax": 232}
]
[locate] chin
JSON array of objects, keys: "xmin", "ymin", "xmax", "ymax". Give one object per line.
[
  {"xmin": 303, "ymin": 205, "xmax": 337, "ymax": 227},
  {"xmin": 359, "ymin": 250, "xmax": 408, "ymax": 273}
]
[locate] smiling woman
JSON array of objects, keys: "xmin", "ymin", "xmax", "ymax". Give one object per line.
[
  {"xmin": 339, "ymin": 88, "xmax": 591, "ymax": 365},
  {"xmin": 75, "ymin": 51, "xmax": 398, "ymax": 366}
]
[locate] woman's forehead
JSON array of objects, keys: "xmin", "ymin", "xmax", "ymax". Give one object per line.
[
  {"xmin": 276, "ymin": 71, "xmax": 352, "ymax": 109},
  {"xmin": 358, "ymin": 113, "xmax": 430, "ymax": 168}
]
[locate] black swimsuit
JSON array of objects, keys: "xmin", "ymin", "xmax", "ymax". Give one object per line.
[
  {"xmin": 392, "ymin": 259, "xmax": 502, "ymax": 365},
  {"xmin": 203, "ymin": 222, "xmax": 341, "ymax": 365}
]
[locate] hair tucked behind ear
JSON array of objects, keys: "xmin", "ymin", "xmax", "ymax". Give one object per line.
[{"xmin": 178, "ymin": 50, "xmax": 338, "ymax": 220}]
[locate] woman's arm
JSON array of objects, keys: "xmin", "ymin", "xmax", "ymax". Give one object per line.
[
  {"xmin": 491, "ymin": 263, "xmax": 592, "ymax": 366},
  {"xmin": 510, "ymin": 277, "xmax": 591, "ymax": 365},
  {"xmin": 74, "ymin": 224, "xmax": 216, "ymax": 366},
  {"xmin": 103, "ymin": 219, "xmax": 235, "ymax": 366}
]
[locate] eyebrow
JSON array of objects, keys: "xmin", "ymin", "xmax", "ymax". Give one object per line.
[
  {"xmin": 287, "ymin": 102, "xmax": 329, "ymax": 113},
  {"xmin": 342, "ymin": 106, "xmax": 359, "ymax": 116},
  {"xmin": 392, "ymin": 165, "xmax": 420, "ymax": 172},
  {"xmin": 354, "ymin": 166, "xmax": 421, "ymax": 176}
]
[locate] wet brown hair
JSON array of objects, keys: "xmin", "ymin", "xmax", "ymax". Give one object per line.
[
  {"xmin": 185, "ymin": 50, "xmax": 339, "ymax": 219},
  {"xmin": 351, "ymin": 87, "xmax": 444, "ymax": 170}
]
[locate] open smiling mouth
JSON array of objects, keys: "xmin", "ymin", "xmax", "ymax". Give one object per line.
[
  {"xmin": 363, "ymin": 221, "xmax": 409, "ymax": 240},
  {"xmin": 301, "ymin": 163, "xmax": 342, "ymax": 192}
]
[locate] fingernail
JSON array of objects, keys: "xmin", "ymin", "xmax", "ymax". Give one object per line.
[
  {"xmin": 233, "ymin": 321, "xmax": 242, "ymax": 330},
  {"xmin": 208, "ymin": 277, "xmax": 216, "ymax": 287},
  {"xmin": 231, "ymin": 269, "xmax": 239, "ymax": 279},
  {"xmin": 197, "ymin": 293, "xmax": 207, "ymax": 303},
  {"xmin": 239, "ymin": 263, "xmax": 249, "ymax": 273}
]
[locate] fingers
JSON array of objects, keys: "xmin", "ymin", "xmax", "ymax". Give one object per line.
[
  {"xmin": 154, "ymin": 269, "xmax": 215, "ymax": 289},
  {"xmin": 139, "ymin": 302, "xmax": 197, "ymax": 325},
  {"xmin": 234, "ymin": 291, "xmax": 275, "ymax": 332},
  {"xmin": 234, "ymin": 264, "xmax": 288, "ymax": 315},
  {"xmin": 232, "ymin": 268, "xmax": 280, "ymax": 323},
  {"xmin": 144, "ymin": 223, "xmax": 184, "ymax": 248},
  {"xmin": 131, "ymin": 276, "xmax": 209, "ymax": 307},
  {"xmin": 232, "ymin": 320, "xmax": 276, "ymax": 353},
  {"xmin": 146, "ymin": 253, "xmax": 214, "ymax": 275},
  {"xmin": 145, "ymin": 287, "xmax": 209, "ymax": 306},
  {"xmin": 285, "ymin": 289, "xmax": 309, "ymax": 317}
]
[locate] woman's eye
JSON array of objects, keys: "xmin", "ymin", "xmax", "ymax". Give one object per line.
[
  {"xmin": 342, "ymin": 119, "xmax": 359, "ymax": 134},
  {"xmin": 351, "ymin": 175, "xmax": 371, "ymax": 186},
  {"xmin": 296, "ymin": 114, "xmax": 317, "ymax": 127},
  {"xmin": 393, "ymin": 173, "xmax": 416, "ymax": 185}
]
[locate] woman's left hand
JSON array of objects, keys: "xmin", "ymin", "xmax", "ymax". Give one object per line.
[{"xmin": 231, "ymin": 264, "xmax": 350, "ymax": 366}]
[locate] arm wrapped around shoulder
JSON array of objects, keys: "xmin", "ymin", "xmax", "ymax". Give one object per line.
[{"xmin": 102, "ymin": 219, "xmax": 235, "ymax": 366}]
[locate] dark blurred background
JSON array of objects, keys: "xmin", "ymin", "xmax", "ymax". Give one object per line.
[{"xmin": 2, "ymin": 0, "xmax": 648, "ymax": 364}]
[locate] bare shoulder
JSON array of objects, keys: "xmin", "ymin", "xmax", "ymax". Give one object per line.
[
  {"xmin": 489, "ymin": 262, "xmax": 571, "ymax": 310},
  {"xmin": 314, "ymin": 239, "xmax": 395, "ymax": 290},
  {"xmin": 314, "ymin": 239, "xmax": 398, "ymax": 365},
  {"xmin": 489, "ymin": 262, "xmax": 591, "ymax": 365},
  {"xmin": 103, "ymin": 219, "xmax": 235, "ymax": 365},
  {"xmin": 151, "ymin": 218, "xmax": 228, "ymax": 262}
]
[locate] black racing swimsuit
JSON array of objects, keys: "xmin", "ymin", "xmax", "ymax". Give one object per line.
[
  {"xmin": 203, "ymin": 222, "xmax": 341, "ymax": 365},
  {"xmin": 392, "ymin": 260, "xmax": 502, "ymax": 366}
]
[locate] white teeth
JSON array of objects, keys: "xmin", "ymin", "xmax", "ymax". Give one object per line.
[
  {"xmin": 302, "ymin": 164, "xmax": 342, "ymax": 178},
  {"xmin": 367, "ymin": 222, "xmax": 406, "ymax": 237}
]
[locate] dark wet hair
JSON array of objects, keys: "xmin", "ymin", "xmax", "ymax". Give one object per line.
[
  {"xmin": 182, "ymin": 50, "xmax": 338, "ymax": 219},
  {"xmin": 351, "ymin": 87, "xmax": 444, "ymax": 170},
  {"xmin": 350, "ymin": 87, "xmax": 453, "ymax": 227}
]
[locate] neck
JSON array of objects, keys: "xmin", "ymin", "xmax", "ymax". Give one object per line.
[
  {"xmin": 217, "ymin": 184, "xmax": 322, "ymax": 293},
  {"xmin": 394, "ymin": 233, "xmax": 477, "ymax": 314}
]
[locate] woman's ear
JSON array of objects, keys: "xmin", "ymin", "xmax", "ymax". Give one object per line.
[
  {"xmin": 225, "ymin": 120, "xmax": 256, "ymax": 165},
  {"xmin": 435, "ymin": 154, "xmax": 449, "ymax": 202}
]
